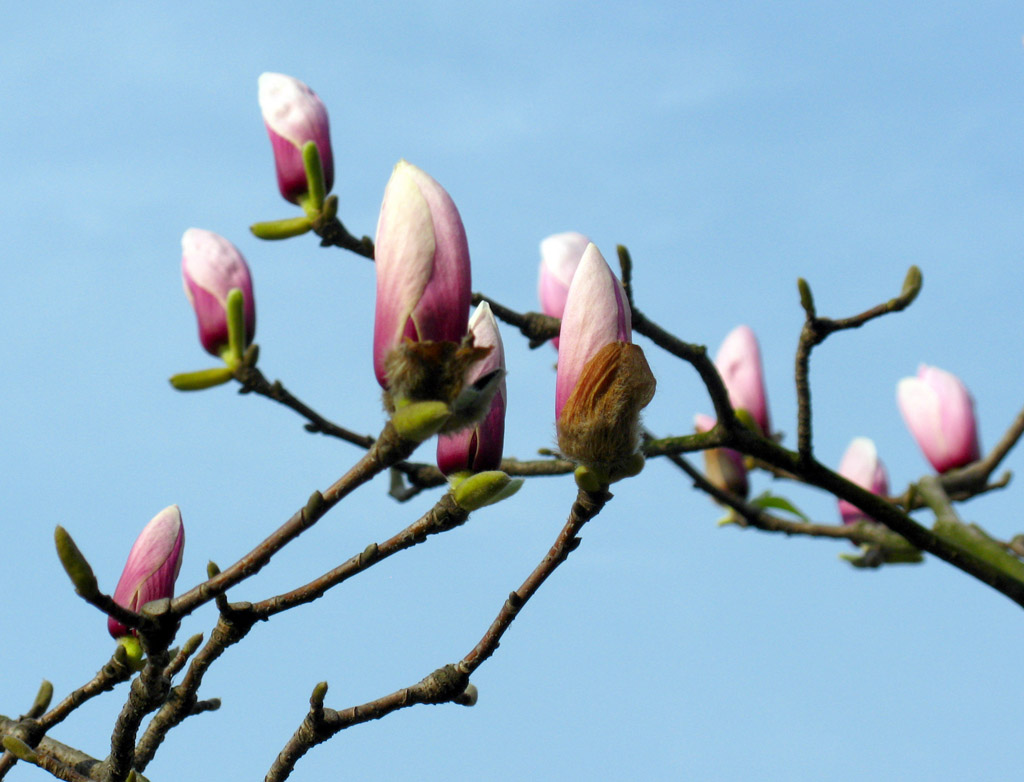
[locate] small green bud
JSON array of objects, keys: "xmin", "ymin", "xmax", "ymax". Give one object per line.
[
  {"xmin": 2, "ymin": 736, "xmax": 38, "ymax": 762},
  {"xmin": 54, "ymin": 525, "xmax": 99, "ymax": 599},
  {"xmin": 301, "ymin": 140, "xmax": 326, "ymax": 214},
  {"xmin": 118, "ymin": 635, "xmax": 145, "ymax": 671},
  {"xmin": 391, "ymin": 400, "xmax": 452, "ymax": 442},
  {"xmin": 27, "ymin": 679, "xmax": 54, "ymax": 718},
  {"xmin": 797, "ymin": 277, "xmax": 815, "ymax": 315},
  {"xmin": 321, "ymin": 194, "xmax": 339, "ymax": 222},
  {"xmin": 452, "ymin": 471, "xmax": 522, "ymax": 511},
  {"xmin": 901, "ymin": 265, "xmax": 923, "ymax": 301}
]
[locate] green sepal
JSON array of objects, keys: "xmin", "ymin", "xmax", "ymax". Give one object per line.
[
  {"xmin": 574, "ymin": 464, "xmax": 608, "ymax": 492},
  {"xmin": 609, "ymin": 452, "xmax": 645, "ymax": 482},
  {"xmin": 749, "ymin": 491, "xmax": 810, "ymax": 522},
  {"xmin": 391, "ymin": 400, "xmax": 452, "ymax": 442},
  {"xmin": 169, "ymin": 367, "xmax": 234, "ymax": 391},
  {"xmin": 452, "ymin": 471, "xmax": 522, "ymax": 511},
  {"xmin": 715, "ymin": 509, "xmax": 742, "ymax": 527},
  {"xmin": 250, "ymin": 216, "xmax": 313, "ymax": 240},
  {"xmin": 54, "ymin": 525, "xmax": 99, "ymax": 598},
  {"xmin": 301, "ymin": 140, "xmax": 326, "ymax": 214},
  {"xmin": 734, "ymin": 407, "xmax": 762, "ymax": 436},
  {"xmin": 224, "ymin": 288, "xmax": 245, "ymax": 367},
  {"xmin": 117, "ymin": 635, "xmax": 145, "ymax": 672}
]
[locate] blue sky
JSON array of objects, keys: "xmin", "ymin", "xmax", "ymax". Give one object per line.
[{"xmin": 2, "ymin": 2, "xmax": 1024, "ymax": 780}]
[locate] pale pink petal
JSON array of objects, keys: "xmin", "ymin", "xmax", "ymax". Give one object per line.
[
  {"xmin": 555, "ymin": 244, "xmax": 631, "ymax": 418},
  {"xmin": 437, "ymin": 302, "xmax": 506, "ymax": 474},
  {"xmin": 181, "ymin": 229, "xmax": 255, "ymax": 356},
  {"xmin": 258, "ymin": 73, "xmax": 334, "ymax": 203},
  {"xmin": 108, "ymin": 505, "xmax": 185, "ymax": 638},
  {"xmin": 836, "ymin": 437, "xmax": 890, "ymax": 524},
  {"xmin": 715, "ymin": 325, "xmax": 770, "ymax": 435},
  {"xmin": 898, "ymin": 365, "xmax": 980, "ymax": 472},
  {"xmin": 538, "ymin": 232, "xmax": 591, "ymax": 346}
]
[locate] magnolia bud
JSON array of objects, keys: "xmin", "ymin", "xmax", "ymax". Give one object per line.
[
  {"xmin": 181, "ymin": 229, "xmax": 255, "ymax": 358},
  {"xmin": 714, "ymin": 325, "xmax": 770, "ymax": 436},
  {"xmin": 258, "ymin": 73, "xmax": 334, "ymax": 205},
  {"xmin": 555, "ymin": 244, "xmax": 655, "ymax": 476},
  {"xmin": 374, "ymin": 161, "xmax": 474, "ymax": 409},
  {"xmin": 897, "ymin": 364, "xmax": 981, "ymax": 473},
  {"xmin": 107, "ymin": 505, "xmax": 184, "ymax": 638},
  {"xmin": 694, "ymin": 414, "xmax": 748, "ymax": 498},
  {"xmin": 538, "ymin": 231, "xmax": 590, "ymax": 348},
  {"xmin": 437, "ymin": 302, "xmax": 506, "ymax": 474},
  {"xmin": 836, "ymin": 437, "xmax": 890, "ymax": 524}
]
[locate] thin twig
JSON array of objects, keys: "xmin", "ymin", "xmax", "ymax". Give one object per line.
[
  {"xmin": 170, "ymin": 420, "xmax": 418, "ymax": 618},
  {"xmin": 104, "ymin": 650, "xmax": 171, "ymax": 782},
  {"xmin": 265, "ymin": 487, "xmax": 610, "ymax": 781},
  {"xmin": 134, "ymin": 614, "xmax": 248, "ymax": 772},
  {"xmin": 313, "ymin": 217, "xmax": 375, "ymax": 259},
  {"xmin": 252, "ymin": 493, "xmax": 468, "ymax": 619},
  {"xmin": 793, "ymin": 268, "xmax": 921, "ymax": 462},
  {"xmin": 471, "ymin": 293, "xmax": 560, "ymax": 349}
]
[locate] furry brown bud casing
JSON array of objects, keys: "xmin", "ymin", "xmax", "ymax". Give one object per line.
[{"xmin": 556, "ymin": 341, "xmax": 656, "ymax": 473}]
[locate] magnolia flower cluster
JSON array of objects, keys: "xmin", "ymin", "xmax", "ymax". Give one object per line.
[
  {"xmin": 683, "ymin": 321, "xmax": 981, "ymax": 527},
  {"xmin": 176, "ymin": 72, "xmax": 987, "ymax": 544}
]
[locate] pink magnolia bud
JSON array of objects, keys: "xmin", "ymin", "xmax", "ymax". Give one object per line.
[
  {"xmin": 107, "ymin": 505, "xmax": 184, "ymax": 638},
  {"xmin": 258, "ymin": 72, "xmax": 334, "ymax": 204},
  {"xmin": 182, "ymin": 229, "xmax": 256, "ymax": 357},
  {"xmin": 897, "ymin": 364, "xmax": 981, "ymax": 473},
  {"xmin": 437, "ymin": 302, "xmax": 506, "ymax": 474},
  {"xmin": 538, "ymin": 231, "xmax": 591, "ymax": 348},
  {"xmin": 556, "ymin": 244, "xmax": 655, "ymax": 472},
  {"xmin": 373, "ymin": 160, "xmax": 472, "ymax": 390},
  {"xmin": 715, "ymin": 325, "xmax": 770, "ymax": 436},
  {"xmin": 694, "ymin": 413, "xmax": 748, "ymax": 498},
  {"xmin": 836, "ymin": 437, "xmax": 890, "ymax": 524}
]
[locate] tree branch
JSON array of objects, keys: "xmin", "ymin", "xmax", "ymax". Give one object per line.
[
  {"xmin": 265, "ymin": 487, "xmax": 611, "ymax": 781},
  {"xmin": 170, "ymin": 419, "xmax": 419, "ymax": 618}
]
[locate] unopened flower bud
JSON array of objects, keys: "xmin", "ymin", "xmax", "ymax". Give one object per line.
[
  {"xmin": 715, "ymin": 325, "xmax": 770, "ymax": 436},
  {"xmin": 694, "ymin": 414, "xmax": 748, "ymax": 498},
  {"xmin": 538, "ymin": 231, "xmax": 591, "ymax": 348},
  {"xmin": 555, "ymin": 244, "xmax": 655, "ymax": 475},
  {"xmin": 258, "ymin": 73, "xmax": 334, "ymax": 205},
  {"xmin": 836, "ymin": 437, "xmax": 890, "ymax": 524},
  {"xmin": 181, "ymin": 229, "xmax": 255, "ymax": 358},
  {"xmin": 438, "ymin": 302, "xmax": 506, "ymax": 474},
  {"xmin": 107, "ymin": 505, "xmax": 184, "ymax": 639},
  {"xmin": 897, "ymin": 364, "xmax": 981, "ymax": 473},
  {"xmin": 374, "ymin": 161, "xmax": 476, "ymax": 411}
]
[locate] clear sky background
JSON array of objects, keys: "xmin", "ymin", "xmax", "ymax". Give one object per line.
[{"xmin": 2, "ymin": 2, "xmax": 1023, "ymax": 780}]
